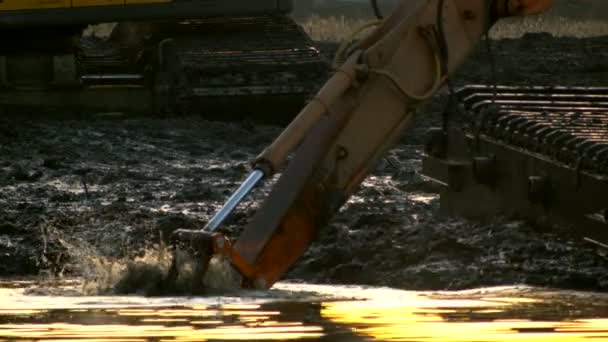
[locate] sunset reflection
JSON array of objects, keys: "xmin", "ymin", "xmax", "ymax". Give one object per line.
[
  {"xmin": 0, "ymin": 306, "xmax": 323, "ymax": 341},
  {"xmin": 321, "ymin": 291, "xmax": 608, "ymax": 341},
  {"xmin": 1, "ymin": 283, "xmax": 607, "ymax": 341}
]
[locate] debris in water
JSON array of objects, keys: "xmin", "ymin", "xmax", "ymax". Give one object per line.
[
  {"xmin": 112, "ymin": 262, "xmax": 167, "ymax": 296},
  {"xmin": 202, "ymin": 255, "xmax": 242, "ymax": 291}
]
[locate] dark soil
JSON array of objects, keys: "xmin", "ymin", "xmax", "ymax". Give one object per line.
[{"xmin": 1, "ymin": 33, "xmax": 608, "ymax": 292}]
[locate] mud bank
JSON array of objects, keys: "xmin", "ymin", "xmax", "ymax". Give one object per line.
[{"xmin": 1, "ymin": 33, "xmax": 607, "ymax": 292}]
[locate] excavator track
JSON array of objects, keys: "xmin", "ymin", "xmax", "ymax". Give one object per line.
[
  {"xmin": 161, "ymin": 16, "xmax": 329, "ymax": 119},
  {"xmin": 1, "ymin": 15, "xmax": 328, "ymax": 121}
]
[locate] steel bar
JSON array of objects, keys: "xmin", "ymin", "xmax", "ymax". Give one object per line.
[
  {"xmin": 81, "ymin": 74, "xmax": 144, "ymax": 82},
  {"xmin": 204, "ymin": 169, "xmax": 265, "ymax": 232}
]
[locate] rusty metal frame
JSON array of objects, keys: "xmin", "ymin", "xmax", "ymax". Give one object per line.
[{"xmin": 423, "ymin": 84, "xmax": 608, "ymax": 243}]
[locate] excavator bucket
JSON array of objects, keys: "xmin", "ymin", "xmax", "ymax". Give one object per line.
[{"xmin": 165, "ymin": 229, "xmax": 215, "ymax": 294}]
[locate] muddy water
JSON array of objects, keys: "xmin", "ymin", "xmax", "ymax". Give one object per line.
[{"xmin": 1, "ymin": 280, "xmax": 608, "ymax": 341}]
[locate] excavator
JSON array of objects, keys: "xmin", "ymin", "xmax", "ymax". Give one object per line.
[
  {"xmin": 0, "ymin": 0, "xmax": 328, "ymax": 118},
  {"xmin": 165, "ymin": 0, "xmax": 557, "ymax": 291}
]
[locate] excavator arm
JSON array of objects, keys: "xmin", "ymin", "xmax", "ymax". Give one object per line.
[{"xmin": 171, "ymin": 0, "xmax": 554, "ymax": 290}]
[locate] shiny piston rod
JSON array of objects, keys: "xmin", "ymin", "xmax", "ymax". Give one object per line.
[
  {"xmin": 204, "ymin": 169, "xmax": 265, "ymax": 232},
  {"xmin": 165, "ymin": 169, "xmax": 265, "ymax": 291}
]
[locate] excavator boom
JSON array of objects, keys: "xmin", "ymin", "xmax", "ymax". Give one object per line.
[{"xmin": 171, "ymin": 0, "xmax": 555, "ymax": 290}]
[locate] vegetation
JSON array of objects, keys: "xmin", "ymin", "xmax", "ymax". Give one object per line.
[{"xmin": 298, "ymin": 8, "xmax": 608, "ymax": 43}]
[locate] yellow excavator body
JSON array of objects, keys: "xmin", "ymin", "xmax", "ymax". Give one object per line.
[
  {"xmin": 2, "ymin": 1, "xmax": 124, "ymax": 11},
  {"xmin": 0, "ymin": 0, "xmax": 171, "ymax": 11},
  {"xmin": 0, "ymin": 0, "xmax": 327, "ymax": 120}
]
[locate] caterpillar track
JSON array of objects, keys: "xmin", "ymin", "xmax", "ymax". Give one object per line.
[{"xmin": 1, "ymin": 15, "xmax": 329, "ymax": 122}]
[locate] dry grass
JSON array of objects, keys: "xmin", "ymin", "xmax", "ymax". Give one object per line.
[
  {"xmin": 299, "ymin": 13, "xmax": 608, "ymax": 43},
  {"xmin": 490, "ymin": 15, "xmax": 608, "ymax": 39},
  {"xmin": 299, "ymin": 14, "xmax": 371, "ymax": 43},
  {"xmin": 82, "ymin": 23, "xmax": 115, "ymax": 38},
  {"xmin": 82, "ymin": 5, "xmax": 608, "ymax": 43}
]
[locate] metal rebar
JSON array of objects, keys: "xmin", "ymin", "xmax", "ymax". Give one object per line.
[{"xmin": 81, "ymin": 74, "xmax": 144, "ymax": 81}]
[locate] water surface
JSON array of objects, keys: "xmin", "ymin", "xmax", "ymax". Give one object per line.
[{"xmin": 1, "ymin": 280, "xmax": 607, "ymax": 341}]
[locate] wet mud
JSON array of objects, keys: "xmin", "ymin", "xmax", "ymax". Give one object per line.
[{"xmin": 1, "ymin": 33, "xmax": 608, "ymax": 292}]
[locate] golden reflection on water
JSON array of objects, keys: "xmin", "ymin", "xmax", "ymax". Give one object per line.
[
  {"xmin": 321, "ymin": 290, "xmax": 608, "ymax": 341},
  {"xmin": 0, "ymin": 305, "xmax": 323, "ymax": 341},
  {"xmin": 1, "ymin": 283, "xmax": 608, "ymax": 341}
]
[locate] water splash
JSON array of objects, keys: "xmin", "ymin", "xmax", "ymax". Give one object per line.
[{"xmin": 202, "ymin": 255, "xmax": 243, "ymax": 291}]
